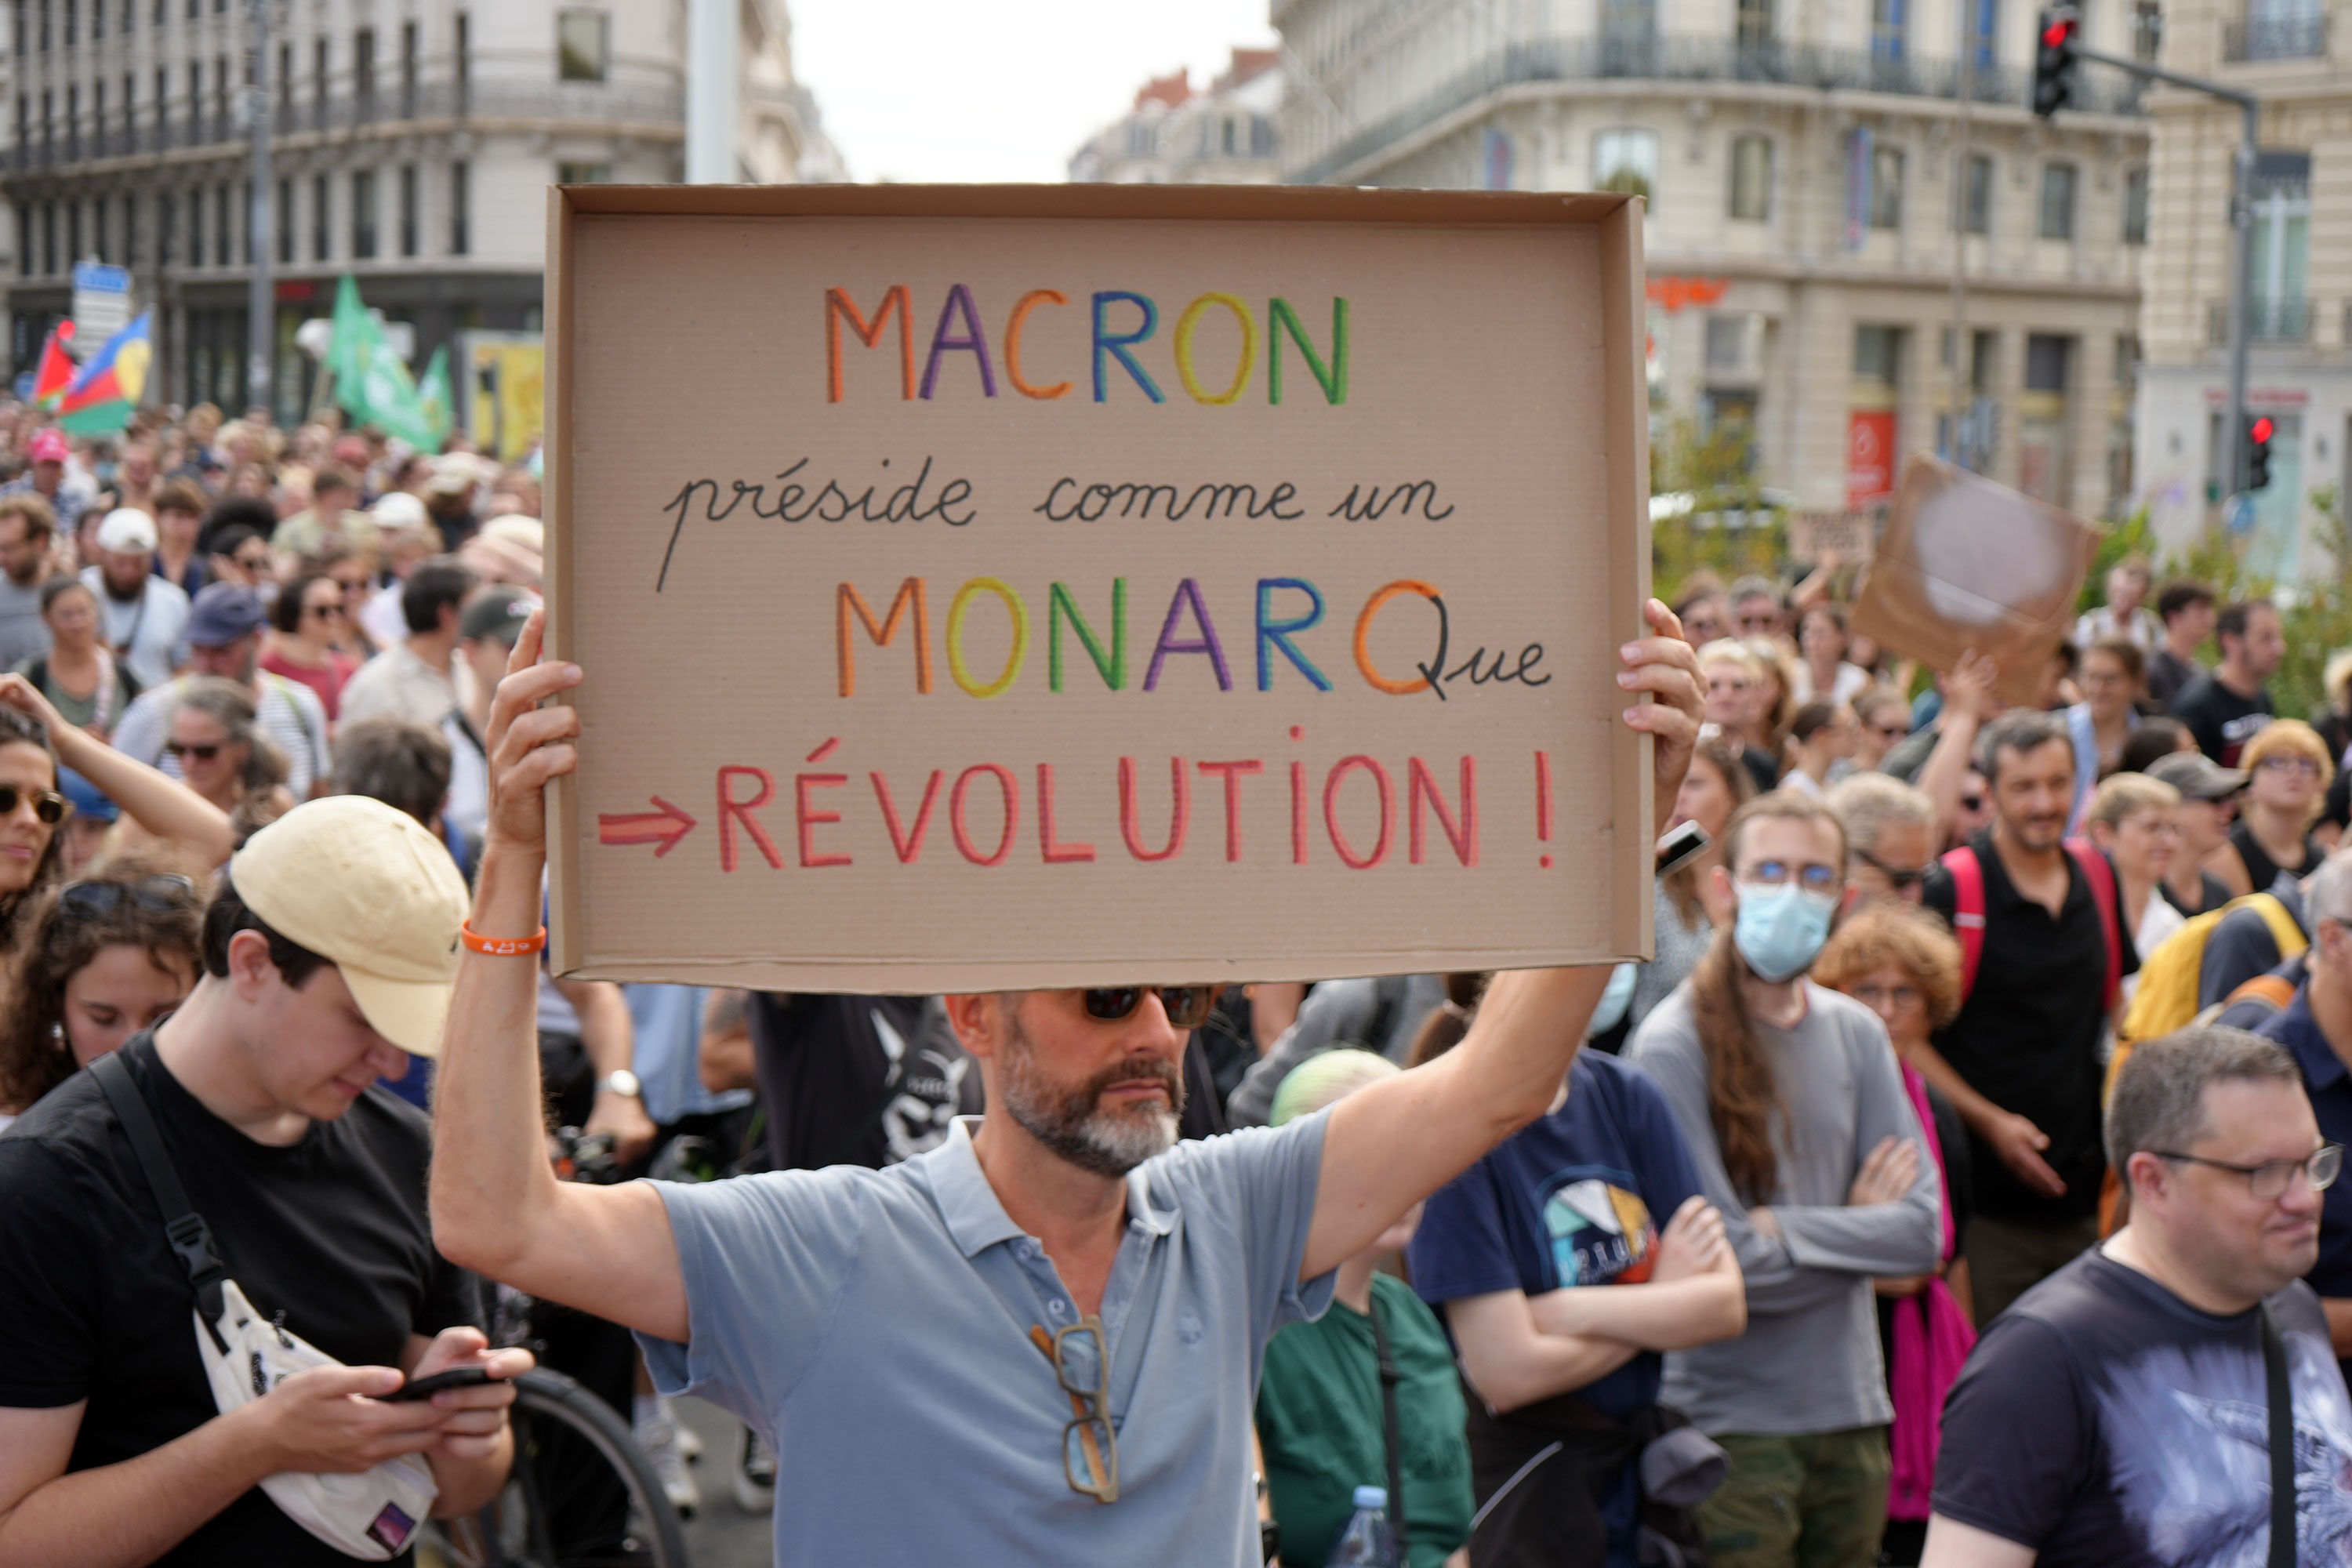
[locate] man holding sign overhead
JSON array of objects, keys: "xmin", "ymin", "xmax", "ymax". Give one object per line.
[{"xmin": 429, "ymin": 603, "xmax": 1701, "ymax": 1565}]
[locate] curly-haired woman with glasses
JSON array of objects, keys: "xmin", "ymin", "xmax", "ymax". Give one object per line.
[{"xmin": 0, "ymin": 850, "xmax": 205, "ymax": 1131}]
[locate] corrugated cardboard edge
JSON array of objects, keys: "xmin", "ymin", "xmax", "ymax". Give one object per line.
[
  {"xmin": 545, "ymin": 185, "xmax": 586, "ymax": 978},
  {"xmin": 540, "ymin": 182, "xmax": 1653, "ymax": 982},
  {"xmin": 1602, "ymin": 198, "xmax": 1655, "ymax": 964}
]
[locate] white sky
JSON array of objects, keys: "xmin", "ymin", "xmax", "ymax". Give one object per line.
[{"xmin": 790, "ymin": 0, "xmax": 1280, "ymax": 184}]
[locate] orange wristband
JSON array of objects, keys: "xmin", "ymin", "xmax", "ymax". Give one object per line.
[{"xmin": 461, "ymin": 920, "xmax": 547, "ymax": 957}]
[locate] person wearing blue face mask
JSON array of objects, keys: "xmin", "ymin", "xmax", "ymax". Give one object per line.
[{"xmin": 1628, "ymin": 792, "xmax": 1944, "ymax": 1568}]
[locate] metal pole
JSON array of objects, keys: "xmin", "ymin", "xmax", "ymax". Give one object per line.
[
  {"xmin": 685, "ymin": 0, "xmax": 735, "ymax": 183},
  {"xmin": 1948, "ymin": 0, "xmax": 1975, "ymax": 469},
  {"xmin": 2224, "ymin": 102, "xmax": 2257, "ymax": 496},
  {"xmin": 245, "ymin": 0, "xmax": 272, "ymax": 419}
]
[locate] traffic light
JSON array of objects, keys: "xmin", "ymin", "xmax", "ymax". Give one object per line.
[
  {"xmin": 2034, "ymin": 5, "xmax": 2081, "ymax": 118},
  {"xmin": 2248, "ymin": 416, "xmax": 2274, "ymax": 491}
]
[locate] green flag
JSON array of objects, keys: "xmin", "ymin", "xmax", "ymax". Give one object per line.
[
  {"xmin": 416, "ymin": 346, "xmax": 453, "ymax": 449},
  {"xmin": 328, "ymin": 275, "xmax": 438, "ymax": 449}
]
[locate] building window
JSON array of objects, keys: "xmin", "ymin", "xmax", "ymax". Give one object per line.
[
  {"xmin": 354, "ymin": 27, "xmax": 373, "ymax": 111},
  {"xmin": 92, "ymin": 78, "xmax": 103, "ymax": 137},
  {"xmin": 93, "ymin": 197, "xmax": 106, "ymax": 262},
  {"xmin": 449, "ymin": 159, "xmax": 469, "ymax": 254},
  {"xmin": 14, "ymin": 204, "xmax": 27, "ymax": 277},
  {"xmin": 2238, "ymin": 0, "xmax": 2325, "ymax": 58},
  {"xmin": 154, "ymin": 192, "xmax": 170, "ymax": 267},
  {"xmin": 122, "ymin": 71, "xmax": 132, "ymax": 131},
  {"xmin": 153, "ymin": 67, "xmax": 164, "ymax": 126},
  {"xmin": 314, "ymin": 38, "xmax": 328, "ymax": 111},
  {"xmin": 2248, "ymin": 154, "xmax": 2310, "ymax": 336},
  {"xmin": 1871, "ymin": 0, "xmax": 1906, "ymax": 61},
  {"xmin": 1736, "ymin": 0, "xmax": 1773, "ymax": 49},
  {"xmin": 1871, "ymin": 146, "xmax": 1904, "ymax": 229},
  {"xmin": 1601, "ymin": 0, "xmax": 1657, "ymax": 49},
  {"xmin": 276, "ymin": 176, "xmax": 291, "ymax": 263},
  {"xmin": 1970, "ymin": 0, "xmax": 1998, "ymax": 71},
  {"xmin": 185, "ymin": 62, "xmax": 200, "ymax": 136},
  {"xmin": 65, "ymin": 201, "xmax": 78, "ymax": 267},
  {"xmin": 277, "ymin": 42, "xmax": 290, "ymax": 116},
  {"xmin": 2122, "ymin": 166, "xmax": 2149, "ymax": 244},
  {"xmin": 557, "ymin": 162, "xmax": 612, "ymax": 184},
  {"xmin": 456, "ymin": 12, "xmax": 470, "ymax": 100},
  {"xmin": 2132, "ymin": 0, "xmax": 2162, "ymax": 59},
  {"xmin": 399, "ymin": 164, "xmax": 417, "ymax": 256},
  {"xmin": 557, "ymin": 9, "xmax": 608, "ymax": 82},
  {"xmin": 1592, "ymin": 127, "xmax": 1659, "ymax": 204},
  {"xmin": 215, "ymin": 183, "xmax": 229, "ymax": 265},
  {"xmin": 2025, "ymin": 334, "xmax": 2070, "ymax": 392},
  {"xmin": 351, "ymin": 169, "xmax": 376, "ymax": 258},
  {"xmin": 64, "ymin": 85, "xmax": 75, "ymax": 153},
  {"xmin": 1704, "ymin": 315, "xmax": 1747, "ymax": 372},
  {"xmin": 1957, "ymin": 152, "xmax": 1993, "ymax": 234},
  {"xmin": 2038, "ymin": 162, "xmax": 2077, "ymax": 240},
  {"xmin": 1854, "ymin": 325, "xmax": 1903, "ymax": 384},
  {"xmin": 1728, "ymin": 135, "xmax": 1773, "ymax": 220},
  {"xmin": 400, "ymin": 21, "xmax": 416, "ymax": 115},
  {"xmin": 188, "ymin": 191, "xmax": 201, "ymax": 267},
  {"xmin": 311, "ymin": 172, "xmax": 328, "ymax": 260},
  {"xmin": 40, "ymin": 200, "xmax": 54, "ymax": 274},
  {"xmin": 122, "ymin": 193, "xmax": 134, "ymax": 265}
]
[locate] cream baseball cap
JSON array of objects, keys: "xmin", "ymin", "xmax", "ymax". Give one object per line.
[{"xmin": 230, "ymin": 796, "xmax": 471, "ymax": 1057}]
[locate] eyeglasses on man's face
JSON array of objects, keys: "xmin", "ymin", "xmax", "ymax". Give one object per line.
[
  {"xmin": 2150, "ymin": 1142, "xmax": 2341, "ymax": 1200},
  {"xmin": 1853, "ymin": 848, "xmax": 1931, "ymax": 891},
  {"xmin": 1076, "ymin": 986, "xmax": 1215, "ymax": 1029}
]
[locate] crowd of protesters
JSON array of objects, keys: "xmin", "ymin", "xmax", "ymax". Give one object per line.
[{"xmin": 0, "ymin": 396, "xmax": 2347, "ymax": 1568}]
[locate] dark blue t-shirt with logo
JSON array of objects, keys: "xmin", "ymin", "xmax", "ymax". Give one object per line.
[{"xmin": 1406, "ymin": 1047, "xmax": 1705, "ymax": 1418}]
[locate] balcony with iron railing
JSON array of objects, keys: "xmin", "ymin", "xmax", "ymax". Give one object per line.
[
  {"xmin": 1290, "ymin": 32, "xmax": 2147, "ymax": 183},
  {"xmin": 2224, "ymin": 13, "xmax": 2329, "ymax": 59},
  {"xmin": 0, "ymin": 78, "xmax": 685, "ymax": 175},
  {"xmin": 2208, "ymin": 296, "xmax": 2314, "ymax": 343}
]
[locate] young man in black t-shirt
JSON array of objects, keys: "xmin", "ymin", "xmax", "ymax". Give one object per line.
[
  {"xmin": 1923, "ymin": 1028, "xmax": 2352, "ymax": 1567},
  {"xmin": 1921, "ymin": 712, "xmax": 2138, "ymax": 1325},
  {"xmin": 2172, "ymin": 599, "xmax": 2284, "ymax": 768},
  {"xmin": 0, "ymin": 797, "xmax": 532, "ymax": 1566}
]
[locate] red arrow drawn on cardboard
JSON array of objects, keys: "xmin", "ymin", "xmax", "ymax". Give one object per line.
[{"xmin": 597, "ymin": 796, "xmax": 697, "ymax": 858}]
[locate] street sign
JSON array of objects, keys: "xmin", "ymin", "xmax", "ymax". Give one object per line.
[{"xmin": 71, "ymin": 260, "xmax": 132, "ymax": 343}]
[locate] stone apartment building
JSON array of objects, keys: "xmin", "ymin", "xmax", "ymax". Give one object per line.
[
  {"xmin": 1276, "ymin": 0, "xmax": 2156, "ymax": 520},
  {"xmin": 2132, "ymin": 0, "xmax": 2350, "ymax": 582},
  {"xmin": 1069, "ymin": 47, "xmax": 1284, "ymax": 185},
  {"xmin": 0, "ymin": 0, "xmax": 839, "ymax": 420}
]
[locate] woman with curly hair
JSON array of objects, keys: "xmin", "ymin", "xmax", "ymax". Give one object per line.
[
  {"xmin": 1812, "ymin": 901, "xmax": 1978, "ymax": 1566},
  {"xmin": 1627, "ymin": 791, "xmax": 1941, "ymax": 1568},
  {"xmin": 0, "ymin": 850, "xmax": 205, "ymax": 1131},
  {"xmin": 151, "ymin": 677, "xmax": 296, "ymax": 841}
]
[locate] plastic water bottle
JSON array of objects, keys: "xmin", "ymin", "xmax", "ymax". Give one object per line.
[{"xmin": 1328, "ymin": 1484, "xmax": 1400, "ymax": 1566}]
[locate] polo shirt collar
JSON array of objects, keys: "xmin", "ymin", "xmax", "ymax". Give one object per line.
[
  {"xmin": 2274, "ymin": 988, "xmax": 2347, "ymax": 1093},
  {"xmin": 924, "ymin": 1117, "xmax": 1179, "ymax": 1260}
]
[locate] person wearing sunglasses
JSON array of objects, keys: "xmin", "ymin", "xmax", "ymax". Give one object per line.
[
  {"xmin": 154, "ymin": 677, "xmax": 296, "ymax": 841},
  {"xmin": 0, "ymin": 853, "xmax": 203, "ymax": 1133},
  {"xmin": 260, "ymin": 571, "xmax": 361, "ymax": 724},
  {"xmin": 0, "ymin": 674, "xmax": 233, "ymax": 955},
  {"xmin": 1924, "ymin": 1028, "xmax": 2352, "ymax": 1568},
  {"xmin": 1851, "ymin": 688, "xmax": 1914, "ymax": 776},
  {"xmin": 1828, "ymin": 772, "xmax": 1937, "ymax": 912},
  {"xmin": 428, "ymin": 601, "xmax": 1704, "ymax": 1565},
  {"xmin": 1629, "ymin": 793, "xmax": 1943, "ymax": 1568}
]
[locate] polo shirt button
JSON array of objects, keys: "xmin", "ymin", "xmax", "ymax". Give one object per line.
[{"xmin": 1049, "ymin": 1298, "xmax": 1069, "ymax": 1318}]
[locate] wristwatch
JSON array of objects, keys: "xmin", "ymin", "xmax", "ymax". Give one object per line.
[{"xmin": 594, "ymin": 1070, "xmax": 642, "ymax": 1100}]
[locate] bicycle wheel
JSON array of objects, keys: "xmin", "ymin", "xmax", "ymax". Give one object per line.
[{"xmin": 418, "ymin": 1367, "xmax": 692, "ymax": 1568}]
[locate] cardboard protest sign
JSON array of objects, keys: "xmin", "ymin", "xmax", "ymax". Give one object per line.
[
  {"xmin": 1788, "ymin": 510, "xmax": 1875, "ymax": 564},
  {"xmin": 544, "ymin": 184, "xmax": 1652, "ymax": 992},
  {"xmin": 1850, "ymin": 456, "xmax": 2096, "ymax": 708}
]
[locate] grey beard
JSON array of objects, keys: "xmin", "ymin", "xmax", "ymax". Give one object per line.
[{"xmin": 997, "ymin": 1025, "xmax": 1181, "ymax": 1179}]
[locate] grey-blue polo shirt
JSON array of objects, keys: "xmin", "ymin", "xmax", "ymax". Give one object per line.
[{"xmin": 638, "ymin": 1112, "xmax": 1338, "ymax": 1566}]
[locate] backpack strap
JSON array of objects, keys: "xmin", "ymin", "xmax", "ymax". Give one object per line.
[
  {"xmin": 2250, "ymin": 892, "xmax": 2311, "ymax": 959},
  {"xmin": 1941, "ymin": 846, "xmax": 1987, "ymax": 1004},
  {"xmin": 2065, "ymin": 838, "xmax": 2125, "ymax": 1013},
  {"xmin": 89, "ymin": 1051, "xmax": 231, "ymax": 1353},
  {"xmin": 2263, "ymin": 1301, "xmax": 2296, "ymax": 1568}
]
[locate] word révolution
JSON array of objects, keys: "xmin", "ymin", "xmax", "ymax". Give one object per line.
[
  {"xmin": 837, "ymin": 575, "xmax": 1548, "ymax": 702},
  {"xmin": 825, "ymin": 285, "xmax": 1349, "ymax": 406},
  {"xmin": 706, "ymin": 739, "xmax": 1485, "ymax": 873}
]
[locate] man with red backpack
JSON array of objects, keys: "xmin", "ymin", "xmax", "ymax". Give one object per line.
[{"xmin": 1917, "ymin": 711, "xmax": 2136, "ymax": 1325}]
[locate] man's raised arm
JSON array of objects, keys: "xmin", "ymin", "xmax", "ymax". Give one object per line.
[
  {"xmin": 1300, "ymin": 602, "xmax": 1704, "ymax": 1279},
  {"xmin": 430, "ymin": 610, "xmax": 688, "ymax": 1344}
]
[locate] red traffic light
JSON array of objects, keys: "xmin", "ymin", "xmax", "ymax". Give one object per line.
[
  {"xmin": 2042, "ymin": 16, "xmax": 2076, "ymax": 44},
  {"xmin": 2251, "ymin": 416, "xmax": 2274, "ymax": 443}
]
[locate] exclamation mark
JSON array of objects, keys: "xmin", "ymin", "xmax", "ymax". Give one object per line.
[{"xmin": 1535, "ymin": 750, "xmax": 1553, "ymax": 868}]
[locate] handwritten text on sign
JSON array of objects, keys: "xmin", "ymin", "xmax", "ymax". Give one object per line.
[{"xmin": 553, "ymin": 193, "xmax": 1646, "ymax": 990}]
